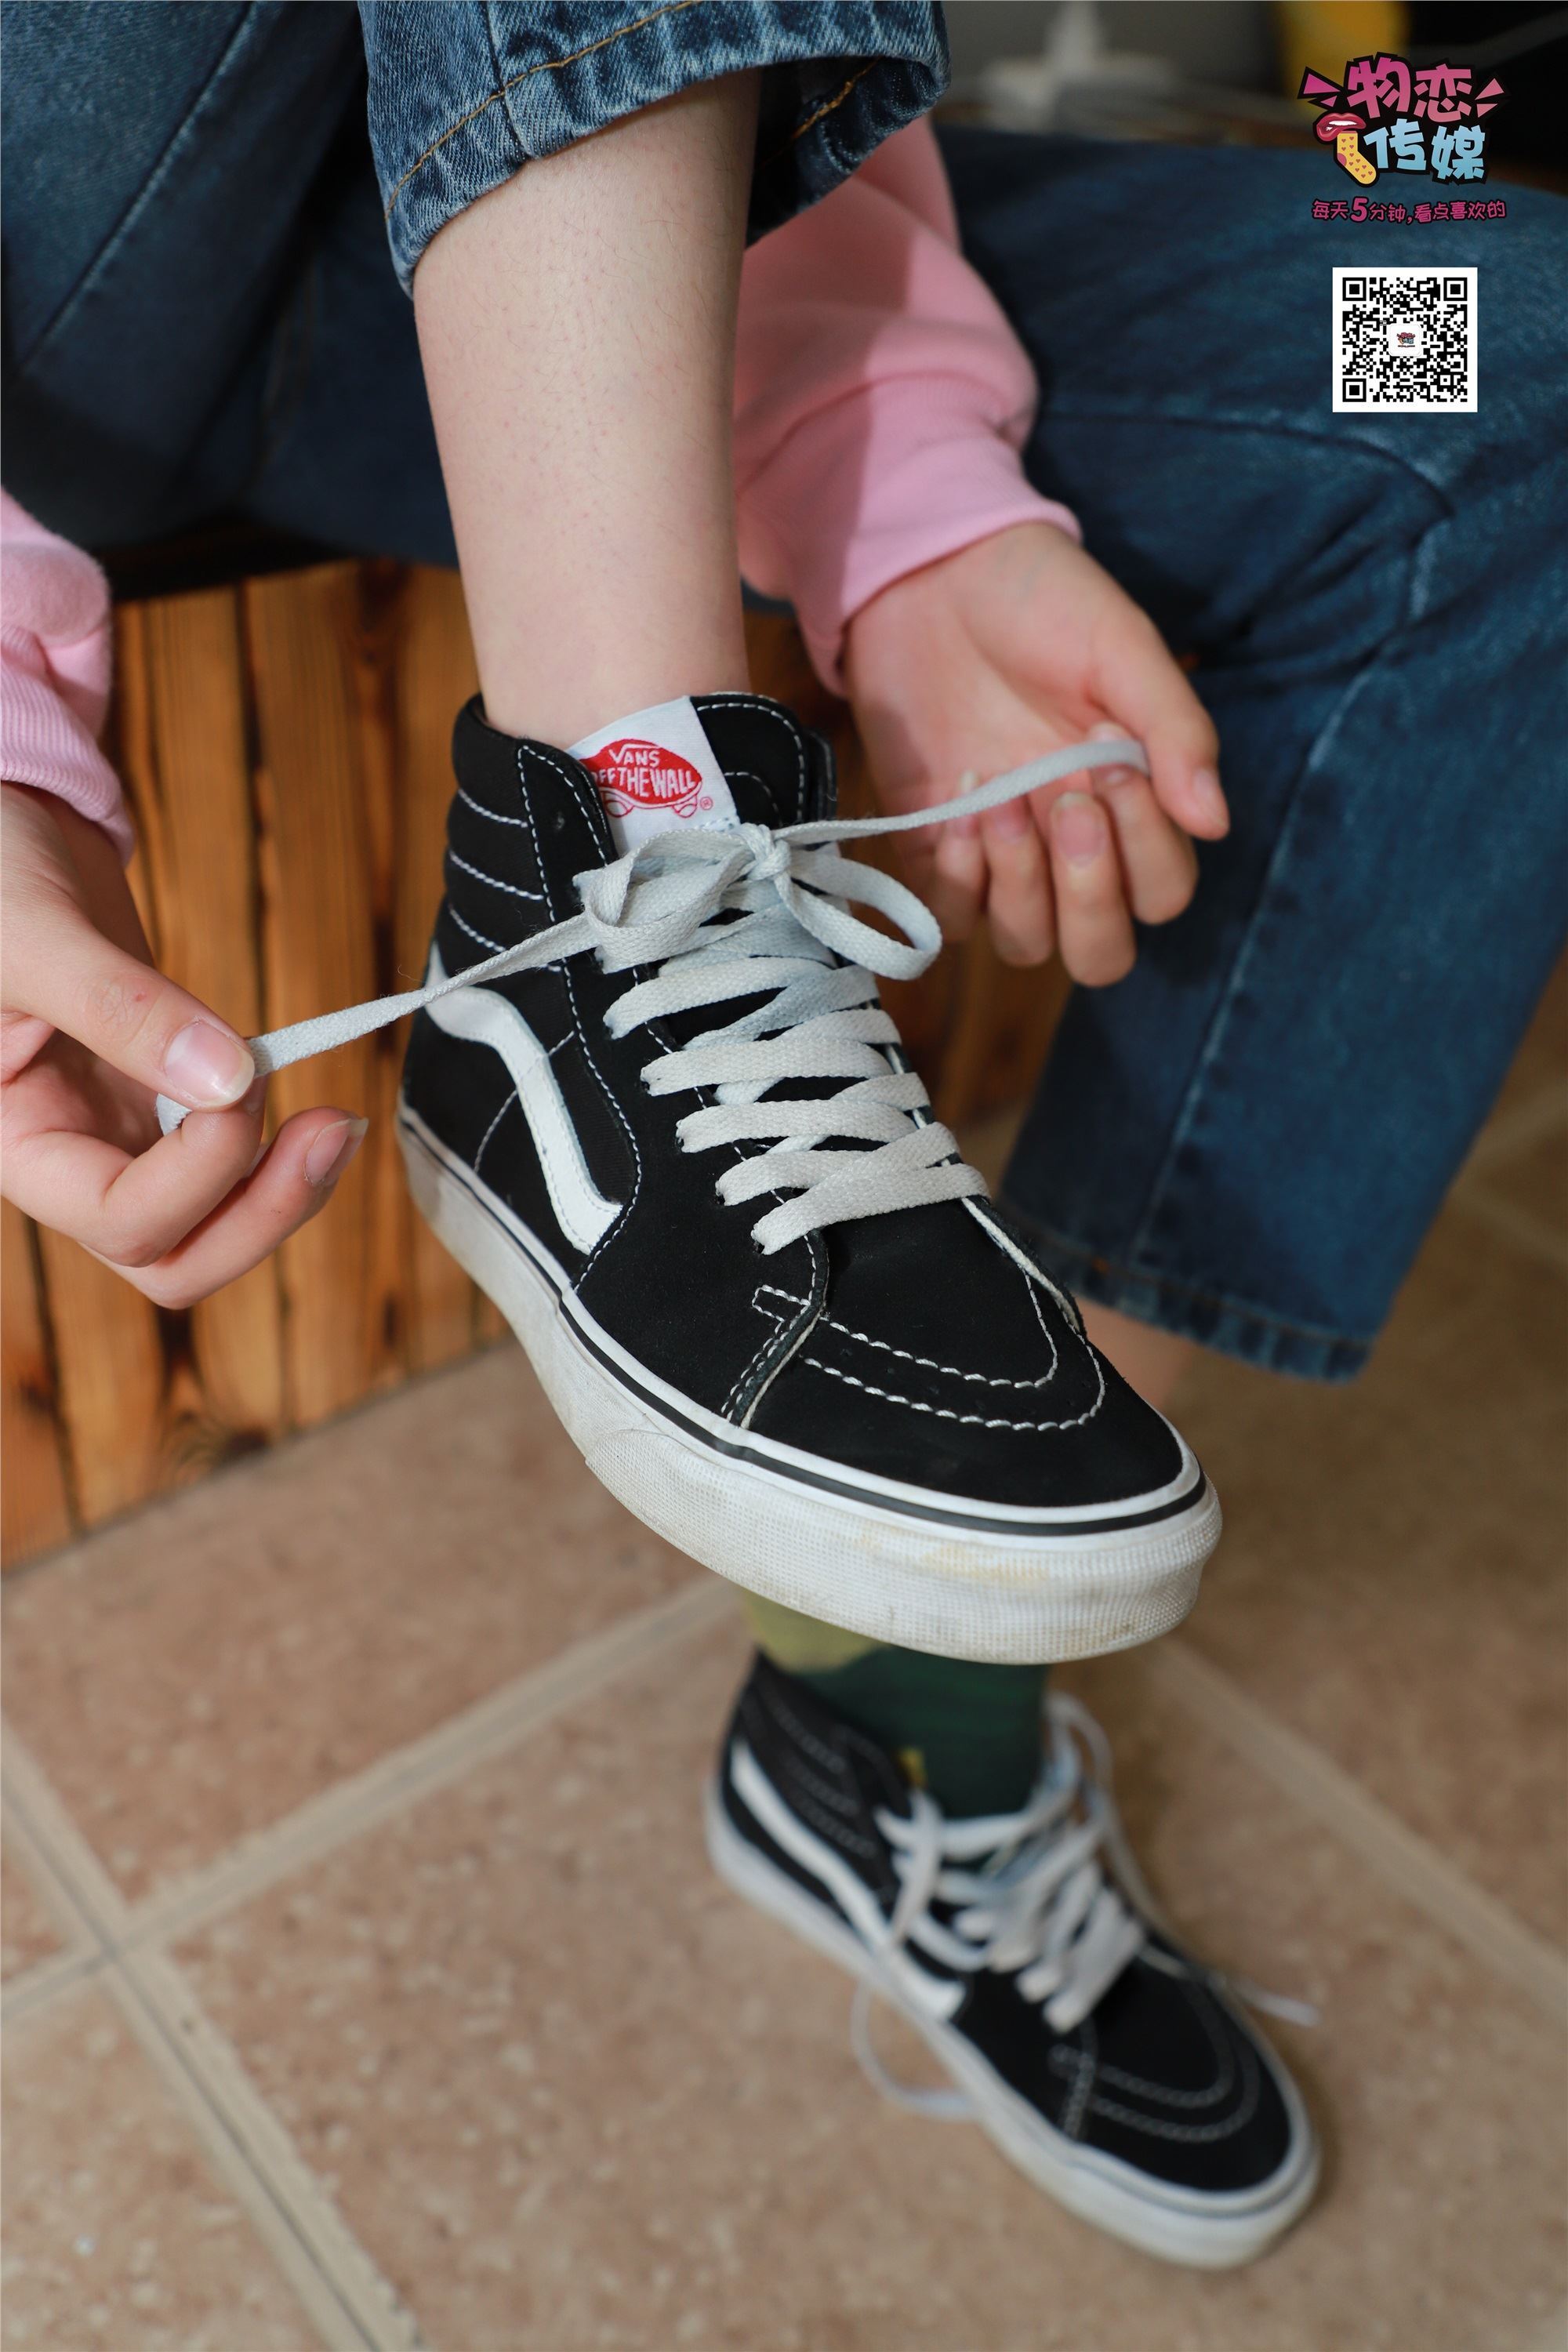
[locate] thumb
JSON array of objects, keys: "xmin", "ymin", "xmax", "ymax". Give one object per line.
[{"xmin": 11, "ymin": 894, "xmax": 256, "ymax": 1109}]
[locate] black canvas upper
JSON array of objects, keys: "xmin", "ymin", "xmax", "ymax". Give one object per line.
[
  {"xmin": 401, "ymin": 695, "xmax": 1186, "ymax": 1511},
  {"xmin": 722, "ymin": 1655, "xmax": 1295, "ymax": 2198}
]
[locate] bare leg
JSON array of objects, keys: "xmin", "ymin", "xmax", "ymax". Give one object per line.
[
  {"xmin": 412, "ymin": 75, "xmax": 759, "ymax": 746},
  {"xmin": 1081, "ymin": 1298, "xmax": 1192, "ymax": 1414}
]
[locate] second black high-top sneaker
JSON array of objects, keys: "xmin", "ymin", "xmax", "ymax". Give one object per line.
[
  {"xmin": 390, "ymin": 692, "xmax": 1219, "ymax": 1661},
  {"xmin": 706, "ymin": 1653, "xmax": 1319, "ymax": 2268}
]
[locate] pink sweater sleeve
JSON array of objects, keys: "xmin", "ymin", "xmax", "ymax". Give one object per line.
[
  {"xmin": 735, "ymin": 117, "xmax": 1076, "ymax": 694},
  {"xmin": 1, "ymin": 489, "xmax": 132, "ymax": 857}
]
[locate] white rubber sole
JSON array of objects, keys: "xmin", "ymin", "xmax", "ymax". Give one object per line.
[
  {"xmin": 705, "ymin": 1781, "xmax": 1319, "ymax": 2270},
  {"xmin": 400, "ymin": 1104, "xmax": 1221, "ymax": 1664}
]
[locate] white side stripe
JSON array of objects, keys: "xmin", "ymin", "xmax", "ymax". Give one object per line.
[
  {"xmin": 729, "ymin": 1740, "xmax": 964, "ymax": 2020},
  {"xmin": 422, "ymin": 946, "xmax": 622, "ymax": 1253}
]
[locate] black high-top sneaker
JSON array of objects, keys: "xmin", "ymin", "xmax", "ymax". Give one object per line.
[
  {"xmin": 395, "ymin": 692, "xmax": 1221, "ymax": 1662},
  {"xmin": 707, "ymin": 1653, "xmax": 1319, "ymax": 2267}
]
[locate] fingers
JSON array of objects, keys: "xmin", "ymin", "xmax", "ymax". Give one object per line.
[
  {"xmin": 1098, "ymin": 612, "xmax": 1229, "ymax": 840},
  {"xmin": 9, "ymin": 894, "xmax": 256, "ymax": 1112},
  {"xmin": 981, "ymin": 795, "xmax": 1054, "ymax": 966},
  {"xmin": 1048, "ymin": 793, "xmax": 1135, "ymax": 986},
  {"xmin": 123, "ymin": 1109, "xmax": 368, "ymax": 1308},
  {"xmin": 1088, "ymin": 725, "xmax": 1199, "ymax": 926},
  {"xmin": 4, "ymin": 1102, "xmax": 365, "ymax": 1305},
  {"xmin": 922, "ymin": 810, "xmax": 987, "ymax": 943}
]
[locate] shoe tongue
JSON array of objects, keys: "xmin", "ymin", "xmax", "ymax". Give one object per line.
[
  {"xmin": 569, "ymin": 695, "xmax": 753, "ymax": 855},
  {"xmin": 570, "ymin": 692, "xmax": 817, "ymax": 852}
]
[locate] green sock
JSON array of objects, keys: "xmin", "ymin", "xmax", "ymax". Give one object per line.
[
  {"xmin": 799, "ymin": 1645, "xmax": 1049, "ymax": 1817},
  {"xmin": 741, "ymin": 1596, "xmax": 1047, "ymax": 1819}
]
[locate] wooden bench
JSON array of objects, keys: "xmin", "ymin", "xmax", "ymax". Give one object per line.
[{"xmin": 1, "ymin": 561, "xmax": 1067, "ymax": 1571}]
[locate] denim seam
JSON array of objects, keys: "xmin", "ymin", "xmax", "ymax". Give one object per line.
[
  {"xmin": 1119, "ymin": 514, "xmax": 1433, "ymax": 1282},
  {"xmin": 761, "ymin": 62, "xmax": 874, "ymax": 166},
  {"xmin": 1001, "ymin": 1219, "xmax": 1374, "ymax": 1352},
  {"xmin": 477, "ymin": 3, "xmax": 525, "ymax": 178},
  {"xmin": 17, "ymin": 1, "xmax": 266, "ymax": 372},
  {"xmin": 380, "ymin": 0, "xmax": 707, "ymax": 225}
]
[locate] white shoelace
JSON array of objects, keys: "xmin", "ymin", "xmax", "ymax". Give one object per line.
[
  {"xmin": 156, "ymin": 737, "xmax": 1147, "ymax": 1254},
  {"xmin": 851, "ymin": 1692, "xmax": 1317, "ymax": 2122}
]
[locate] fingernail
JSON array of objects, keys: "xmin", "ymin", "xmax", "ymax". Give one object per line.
[
  {"xmin": 1190, "ymin": 767, "xmax": 1229, "ymax": 830},
  {"xmin": 304, "ymin": 1116, "xmax": 368, "ymax": 1188},
  {"xmin": 987, "ymin": 794, "xmax": 1031, "ymax": 841},
  {"xmin": 1053, "ymin": 793, "xmax": 1104, "ymax": 866},
  {"xmin": 1088, "ymin": 720, "xmax": 1137, "ymax": 789},
  {"xmin": 162, "ymin": 1020, "xmax": 255, "ymax": 1107}
]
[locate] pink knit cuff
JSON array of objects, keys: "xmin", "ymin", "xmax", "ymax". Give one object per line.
[
  {"xmin": 1, "ymin": 492, "xmax": 132, "ymax": 859},
  {"xmin": 739, "ymin": 386, "xmax": 1078, "ymax": 693}
]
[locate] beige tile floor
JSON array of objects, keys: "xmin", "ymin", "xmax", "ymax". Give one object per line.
[{"xmin": 4, "ymin": 970, "xmax": 1564, "ymax": 2350}]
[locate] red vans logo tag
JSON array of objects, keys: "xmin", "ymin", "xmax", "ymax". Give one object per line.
[{"xmin": 582, "ymin": 739, "xmax": 712, "ymax": 820}]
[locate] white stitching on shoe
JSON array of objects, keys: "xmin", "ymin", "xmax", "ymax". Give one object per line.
[
  {"xmin": 448, "ymin": 903, "xmax": 504, "ymax": 954},
  {"xmin": 1062, "ymin": 2020, "xmax": 1098, "ymax": 2140},
  {"xmin": 749, "ymin": 1295, "xmax": 1100, "ymax": 1432},
  {"xmin": 1084, "ymin": 2063, "xmax": 1261, "ymax": 2142},
  {"xmin": 699, "ymin": 695, "xmax": 809, "ymax": 821},
  {"xmin": 456, "ymin": 786, "xmax": 530, "ymax": 829},
  {"xmin": 471, "ymin": 1087, "xmax": 517, "ymax": 1180},
  {"xmin": 757, "ymin": 1675, "xmax": 853, "ymax": 1777},
  {"xmin": 1074, "ymin": 1978, "xmax": 1262, "ymax": 2142},
  {"xmin": 784, "ymin": 1779, "xmax": 880, "ymax": 1858},
  {"xmin": 721, "ymin": 1287, "xmax": 775, "ymax": 1421},
  {"xmin": 1083, "ymin": 1976, "xmax": 1242, "ymax": 2109},
  {"xmin": 1025, "ymin": 1269, "xmax": 1064, "ymax": 1374},
  {"xmin": 779, "ymin": 1760, "xmax": 865, "ymax": 1821},
  {"xmin": 537, "ymin": 742, "xmax": 612, "ymax": 852},
  {"xmin": 792, "ymin": 1356, "xmax": 1106, "ymax": 1433},
  {"xmin": 446, "ymin": 848, "xmax": 546, "ymax": 903},
  {"xmin": 756, "ymin": 1284, "xmax": 1060, "ymax": 1393},
  {"xmin": 724, "ymin": 1236, "xmax": 827, "ymax": 1427}
]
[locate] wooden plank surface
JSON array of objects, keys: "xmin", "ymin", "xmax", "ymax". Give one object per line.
[
  {"xmin": 114, "ymin": 591, "xmax": 286, "ymax": 1445},
  {"xmin": 342, "ymin": 561, "xmax": 417, "ymax": 1400},
  {"xmin": 390, "ymin": 567, "xmax": 488, "ymax": 1369},
  {"xmin": 0, "ymin": 1204, "xmax": 74, "ymax": 1566},
  {"xmin": 244, "ymin": 565, "xmax": 384, "ymax": 1427}
]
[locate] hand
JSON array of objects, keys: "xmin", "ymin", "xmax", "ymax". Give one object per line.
[
  {"xmin": 843, "ymin": 523, "xmax": 1229, "ymax": 983},
  {"xmin": 1, "ymin": 783, "xmax": 364, "ymax": 1307}
]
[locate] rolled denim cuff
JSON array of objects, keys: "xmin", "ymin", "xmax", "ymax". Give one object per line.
[
  {"xmin": 998, "ymin": 1210, "xmax": 1374, "ymax": 1385},
  {"xmin": 360, "ymin": 2, "xmax": 949, "ymax": 292}
]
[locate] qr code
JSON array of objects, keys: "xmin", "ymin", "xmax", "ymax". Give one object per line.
[{"xmin": 1334, "ymin": 267, "xmax": 1477, "ymax": 413}]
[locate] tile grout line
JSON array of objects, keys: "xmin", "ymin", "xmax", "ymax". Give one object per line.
[
  {"xmin": 2, "ymin": 1730, "xmax": 426, "ymax": 2352},
  {"xmin": 123, "ymin": 1574, "xmax": 734, "ymax": 1951},
  {"xmin": 2, "ymin": 1777, "xmax": 103, "ymax": 2010},
  {"xmin": 7, "ymin": 1551, "xmax": 1561, "ymax": 2045},
  {"xmin": 1, "ymin": 1574, "xmax": 732, "ymax": 2017},
  {"xmin": 0, "ymin": 1936, "xmax": 101, "ymax": 2020},
  {"xmin": 1152, "ymin": 1639, "xmax": 1568, "ymax": 2030}
]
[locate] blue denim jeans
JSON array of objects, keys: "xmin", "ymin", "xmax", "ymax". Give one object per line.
[
  {"xmin": 3, "ymin": 6, "xmax": 1564, "ymax": 1380},
  {"xmin": 361, "ymin": 1, "xmax": 946, "ymax": 289}
]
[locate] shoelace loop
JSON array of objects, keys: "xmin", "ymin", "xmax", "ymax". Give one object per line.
[
  {"xmin": 155, "ymin": 738, "xmax": 1149, "ymax": 1254},
  {"xmin": 850, "ymin": 1691, "xmax": 1318, "ymax": 2122}
]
